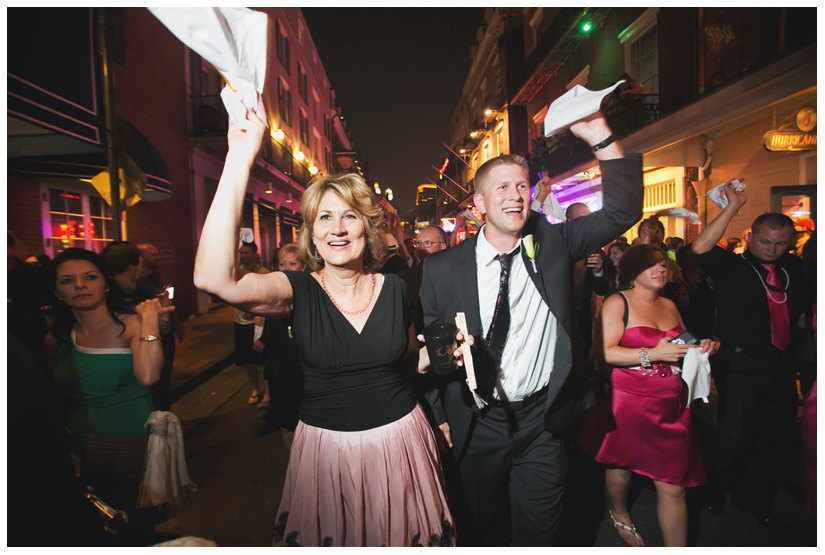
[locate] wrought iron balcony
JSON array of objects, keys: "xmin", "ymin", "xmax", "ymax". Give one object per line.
[
  {"xmin": 189, "ymin": 95, "xmax": 227, "ymax": 137},
  {"xmin": 528, "ymin": 93, "xmax": 671, "ymax": 180}
]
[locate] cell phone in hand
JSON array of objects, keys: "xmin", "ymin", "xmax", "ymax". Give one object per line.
[{"xmin": 670, "ymin": 330, "xmax": 699, "ymax": 345}]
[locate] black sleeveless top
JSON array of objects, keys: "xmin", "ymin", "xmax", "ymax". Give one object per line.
[{"xmin": 284, "ymin": 271, "xmax": 416, "ymax": 431}]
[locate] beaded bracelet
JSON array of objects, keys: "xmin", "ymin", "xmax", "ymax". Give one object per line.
[{"xmin": 639, "ymin": 347, "xmax": 652, "ymax": 369}]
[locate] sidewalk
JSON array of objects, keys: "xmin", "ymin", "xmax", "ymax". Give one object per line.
[{"xmin": 169, "ymin": 302, "xmax": 236, "ymax": 402}]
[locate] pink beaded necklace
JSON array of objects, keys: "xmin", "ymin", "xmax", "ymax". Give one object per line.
[{"xmin": 320, "ymin": 269, "xmax": 376, "ymax": 315}]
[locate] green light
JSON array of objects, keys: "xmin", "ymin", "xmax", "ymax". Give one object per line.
[{"xmin": 582, "ymin": 22, "xmax": 592, "ymax": 32}]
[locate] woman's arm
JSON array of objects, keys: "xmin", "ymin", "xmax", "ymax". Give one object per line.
[
  {"xmin": 601, "ymin": 295, "xmax": 694, "ymax": 367},
  {"xmin": 193, "ymin": 95, "xmax": 295, "ymax": 317},
  {"xmin": 130, "ymin": 298, "xmax": 175, "ymax": 387}
]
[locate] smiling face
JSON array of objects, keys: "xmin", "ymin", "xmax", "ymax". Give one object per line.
[
  {"xmin": 312, "ymin": 190, "xmax": 367, "ymax": 268},
  {"xmin": 54, "ymin": 259, "xmax": 107, "ymax": 309},
  {"xmin": 474, "ymin": 163, "xmax": 531, "ymax": 245},
  {"xmin": 608, "ymin": 244, "xmax": 625, "ymax": 266}
]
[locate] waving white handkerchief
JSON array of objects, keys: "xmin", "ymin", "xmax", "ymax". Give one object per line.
[
  {"xmin": 681, "ymin": 348, "xmax": 711, "ymax": 405},
  {"xmin": 149, "ymin": 7, "xmax": 269, "ymax": 130},
  {"xmin": 543, "ymin": 81, "xmax": 625, "ymax": 137},
  {"xmin": 706, "ymin": 179, "xmax": 746, "ymax": 210},
  {"xmin": 656, "ymin": 208, "xmax": 701, "ymax": 225}
]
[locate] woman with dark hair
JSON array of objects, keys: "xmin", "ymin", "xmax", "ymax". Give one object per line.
[
  {"xmin": 194, "ymin": 96, "xmax": 454, "ymax": 547},
  {"xmin": 579, "ymin": 244, "xmax": 716, "ymax": 546},
  {"xmin": 44, "ymin": 247, "xmax": 171, "ymax": 530}
]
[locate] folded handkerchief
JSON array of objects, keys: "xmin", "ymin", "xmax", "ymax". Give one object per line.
[
  {"xmin": 149, "ymin": 7, "xmax": 269, "ymax": 130},
  {"xmin": 681, "ymin": 348, "xmax": 712, "ymax": 404},
  {"xmin": 706, "ymin": 179, "xmax": 745, "ymax": 210},
  {"xmin": 543, "ymin": 81, "xmax": 625, "ymax": 137}
]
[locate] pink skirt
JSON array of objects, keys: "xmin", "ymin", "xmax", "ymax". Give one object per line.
[{"xmin": 272, "ymin": 404, "xmax": 456, "ymax": 547}]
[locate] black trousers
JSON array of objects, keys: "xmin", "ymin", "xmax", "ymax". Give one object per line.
[
  {"xmin": 709, "ymin": 349, "xmax": 798, "ymax": 513},
  {"xmin": 452, "ymin": 396, "xmax": 566, "ymax": 546}
]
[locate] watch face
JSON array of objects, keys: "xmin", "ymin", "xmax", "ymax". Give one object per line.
[{"xmin": 796, "ymin": 106, "xmax": 816, "ymax": 132}]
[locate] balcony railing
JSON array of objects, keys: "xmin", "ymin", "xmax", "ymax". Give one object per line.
[
  {"xmin": 529, "ymin": 93, "xmax": 672, "ymax": 179},
  {"xmin": 189, "ymin": 95, "xmax": 228, "ymax": 137}
]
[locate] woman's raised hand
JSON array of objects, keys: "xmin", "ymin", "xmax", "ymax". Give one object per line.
[
  {"xmin": 135, "ymin": 297, "xmax": 176, "ymax": 320},
  {"xmin": 227, "ymin": 93, "xmax": 268, "ymax": 165}
]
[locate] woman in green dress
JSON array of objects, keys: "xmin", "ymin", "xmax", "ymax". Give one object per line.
[{"xmin": 45, "ymin": 248, "xmax": 172, "ymax": 519}]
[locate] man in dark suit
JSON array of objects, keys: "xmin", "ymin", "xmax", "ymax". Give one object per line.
[
  {"xmin": 691, "ymin": 183, "xmax": 806, "ymax": 534},
  {"xmin": 419, "ymin": 112, "xmax": 643, "ymax": 545},
  {"xmin": 399, "ymin": 225, "xmax": 449, "ymax": 334}
]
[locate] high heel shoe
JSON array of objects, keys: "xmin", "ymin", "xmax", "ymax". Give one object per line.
[{"xmin": 609, "ymin": 508, "xmax": 644, "ymax": 546}]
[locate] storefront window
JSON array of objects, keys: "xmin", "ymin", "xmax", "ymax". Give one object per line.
[{"xmin": 43, "ymin": 187, "xmax": 114, "ymax": 255}]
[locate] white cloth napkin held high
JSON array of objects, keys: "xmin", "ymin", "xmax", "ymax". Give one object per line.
[
  {"xmin": 148, "ymin": 7, "xmax": 269, "ymax": 130},
  {"xmin": 681, "ymin": 348, "xmax": 712, "ymax": 405},
  {"xmin": 543, "ymin": 81, "xmax": 625, "ymax": 137},
  {"xmin": 138, "ymin": 411, "xmax": 196, "ymax": 508},
  {"xmin": 706, "ymin": 179, "xmax": 746, "ymax": 210}
]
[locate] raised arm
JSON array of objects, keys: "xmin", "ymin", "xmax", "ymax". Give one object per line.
[
  {"xmin": 130, "ymin": 298, "xmax": 175, "ymax": 387},
  {"xmin": 692, "ymin": 181, "xmax": 747, "ymax": 255},
  {"xmin": 193, "ymin": 95, "xmax": 294, "ymax": 316},
  {"xmin": 569, "ymin": 111, "xmax": 624, "ymax": 161}
]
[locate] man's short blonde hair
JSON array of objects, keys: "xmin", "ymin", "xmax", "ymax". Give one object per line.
[{"xmin": 472, "ymin": 154, "xmax": 529, "ymax": 195}]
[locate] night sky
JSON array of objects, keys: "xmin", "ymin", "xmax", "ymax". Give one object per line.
[{"xmin": 302, "ymin": 7, "xmax": 486, "ymax": 218}]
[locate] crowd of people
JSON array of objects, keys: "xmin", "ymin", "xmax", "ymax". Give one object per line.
[{"xmin": 8, "ymin": 93, "xmax": 816, "ymax": 547}]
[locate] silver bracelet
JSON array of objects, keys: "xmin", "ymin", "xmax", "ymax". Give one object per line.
[
  {"xmin": 639, "ymin": 347, "xmax": 652, "ymax": 369},
  {"xmin": 139, "ymin": 335, "xmax": 160, "ymax": 342}
]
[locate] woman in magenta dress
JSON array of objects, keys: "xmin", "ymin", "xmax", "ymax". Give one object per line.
[{"xmin": 580, "ymin": 244, "xmax": 716, "ymax": 546}]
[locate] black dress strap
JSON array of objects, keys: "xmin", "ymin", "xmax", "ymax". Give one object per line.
[{"xmin": 617, "ymin": 292, "xmax": 629, "ymax": 329}]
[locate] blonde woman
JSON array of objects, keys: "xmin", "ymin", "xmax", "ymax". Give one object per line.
[{"xmin": 194, "ymin": 96, "xmax": 454, "ymax": 547}]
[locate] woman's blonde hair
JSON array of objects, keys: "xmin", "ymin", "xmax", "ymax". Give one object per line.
[{"xmin": 298, "ymin": 173, "xmax": 387, "ymax": 272}]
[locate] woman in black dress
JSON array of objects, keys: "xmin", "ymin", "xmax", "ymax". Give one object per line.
[{"xmin": 194, "ymin": 96, "xmax": 454, "ymax": 547}]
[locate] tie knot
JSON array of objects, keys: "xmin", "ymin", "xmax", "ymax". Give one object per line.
[
  {"xmin": 496, "ymin": 250, "xmax": 516, "ymax": 271},
  {"xmin": 761, "ymin": 263, "xmax": 776, "ymax": 274}
]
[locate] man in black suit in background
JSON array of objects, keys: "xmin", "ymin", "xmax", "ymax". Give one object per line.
[{"xmin": 420, "ymin": 112, "xmax": 643, "ymax": 545}]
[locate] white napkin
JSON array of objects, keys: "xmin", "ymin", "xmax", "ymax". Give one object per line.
[
  {"xmin": 239, "ymin": 227, "xmax": 255, "ymax": 249},
  {"xmin": 543, "ymin": 81, "xmax": 625, "ymax": 137},
  {"xmin": 656, "ymin": 207, "xmax": 701, "ymax": 225},
  {"xmin": 148, "ymin": 7, "xmax": 269, "ymax": 130},
  {"xmin": 681, "ymin": 348, "xmax": 712, "ymax": 404},
  {"xmin": 706, "ymin": 179, "xmax": 746, "ymax": 210},
  {"xmin": 138, "ymin": 411, "xmax": 196, "ymax": 508}
]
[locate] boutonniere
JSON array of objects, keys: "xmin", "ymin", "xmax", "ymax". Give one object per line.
[{"xmin": 522, "ymin": 235, "xmax": 539, "ymax": 271}]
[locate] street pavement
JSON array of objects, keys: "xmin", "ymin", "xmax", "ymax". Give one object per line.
[{"xmin": 156, "ymin": 303, "xmax": 817, "ymax": 547}]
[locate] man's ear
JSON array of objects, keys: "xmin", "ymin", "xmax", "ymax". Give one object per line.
[{"xmin": 473, "ymin": 193, "xmax": 486, "ymax": 215}]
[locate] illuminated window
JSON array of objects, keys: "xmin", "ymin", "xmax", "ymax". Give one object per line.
[{"xmin": 43, "ymin": 187, "xmax": 114, "ymax": 255}]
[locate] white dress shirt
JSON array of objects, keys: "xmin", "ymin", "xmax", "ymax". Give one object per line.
[{"xmin": 476, "ymin": 226, "xmax": 558, "ymax": 401}]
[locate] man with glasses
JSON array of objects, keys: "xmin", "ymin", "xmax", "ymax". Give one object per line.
[{"xmin": 399, "ymin": 226, "xmax": 449, "ymax": 334}]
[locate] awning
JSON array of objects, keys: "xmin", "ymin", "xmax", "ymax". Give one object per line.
[{"xmin": 8, "ymin": 117, "xmax": 172, "ymax": 201}]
